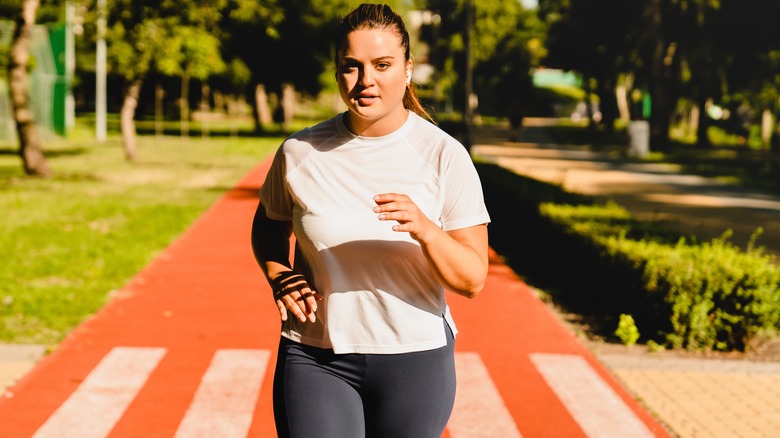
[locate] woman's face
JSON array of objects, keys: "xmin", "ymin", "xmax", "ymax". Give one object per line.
[{"xmin": 337, "ymin": 28, "xmax": 411, "ymax": 136}]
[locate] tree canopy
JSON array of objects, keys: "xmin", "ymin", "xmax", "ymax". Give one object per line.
[
  {"xmin": 4, "ymin": 0, "xmax": 780, "ymax": 157},
  {"xmin": 540, "ymin": 0, "xmax": 780, "ymax": 150}
]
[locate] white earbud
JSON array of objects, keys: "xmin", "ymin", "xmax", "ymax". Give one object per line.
[{"xmin": 406, "ymin": 70, "xmax": 412, "ymax": 84}]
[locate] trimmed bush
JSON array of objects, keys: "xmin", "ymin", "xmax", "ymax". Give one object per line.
[
  {"xmin": 542, "ymin": 204, "xmax": 780, "ymax": 351},
  {"xmin": 476, "ymin": 162, "xmax": 780, "ymax": 352}
]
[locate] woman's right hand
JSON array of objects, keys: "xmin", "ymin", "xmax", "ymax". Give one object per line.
[{"xmin": 270, "ymin": 271, "xmax": 323, "ymax": 323}]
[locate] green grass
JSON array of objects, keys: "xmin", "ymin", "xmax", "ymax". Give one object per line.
[{"xmin": 0, "ymin": 117, "xmax": 281, "ymax": 345}]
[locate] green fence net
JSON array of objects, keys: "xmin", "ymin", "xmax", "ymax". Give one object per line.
[{"xmin": 0, "ymin": 20, "xmax": 69, "ymax": 143}]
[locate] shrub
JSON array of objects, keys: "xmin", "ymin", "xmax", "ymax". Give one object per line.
[
  {"xmin": 613, "ymin": 232, "xmax": 780, "ymax": 351},
  {"xmin": 476, "ymin": 161, "xmax": 780, "ymax": 352},
  {"xmin": 544, "ymin": 202, "xmax": 780, "ymax": 351},
  {"xmin": 615, "ymin": 314, "xmax": 640, "ymax": 346}
]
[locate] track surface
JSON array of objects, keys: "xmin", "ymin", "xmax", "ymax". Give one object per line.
[{"xmin": 0, "ymin": 159, "xmax": 670, "ymax": 437}]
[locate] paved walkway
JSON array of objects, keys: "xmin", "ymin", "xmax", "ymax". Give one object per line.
[{"xmin": 471, "ymin": 119, "xmax": 780, "ymax": 438}]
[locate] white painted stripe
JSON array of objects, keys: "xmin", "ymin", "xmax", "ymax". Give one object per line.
[
  {"xmin": 530, "ymin": 353, "xmax": 654, "ymax": 438},
  {"xmin": 174, "ymin": 349, "xmax": 271, "ymax": 438},
  {"xmin": 449, "ymin": 352, "xmax": 523, "ymax": 438},
  {"xmin": 33, "ymin": 346, "xmax": 166, "ymax": 438}
]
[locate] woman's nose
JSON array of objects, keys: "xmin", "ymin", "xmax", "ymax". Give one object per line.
[{"xmin": 359, "ymin": 68, "xmax": 374, "ymax": 86}]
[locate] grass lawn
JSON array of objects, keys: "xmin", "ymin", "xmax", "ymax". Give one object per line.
[{"xmin": 0, "ymin": 117, "xmax": 282, "ymax": 345}]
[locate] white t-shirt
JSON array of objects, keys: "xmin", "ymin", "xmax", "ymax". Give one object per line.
[{"xmin": 259, "ymin": 111, "xmax": 491, "ymax": 354}]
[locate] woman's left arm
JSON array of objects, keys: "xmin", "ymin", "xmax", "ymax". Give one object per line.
[{"xmin": 374, "ymin": 193, "xmax": 489, "ymax": 298}]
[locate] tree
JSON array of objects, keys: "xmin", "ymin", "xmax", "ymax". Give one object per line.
[
  {"xmin": 103, "ymin": 11, "xmax": 171, "ymax": 159},
  {"xmin": 673, "ymin": 1, "xmax": 726, "ymax": 147},
  {"xmin": 221, "ymin": 0, "xmax": 347, "ymax": 132},
  {"xmin": 542, "ymin": 0, "xmax": 780, "ymax": 151},
  {"xmin": 85, "ymin": 0, "xmax": 236, "ymax": 156},
  {"xmin": 7, "ymin": 0, "xmax": 51, "ymax": 176},
  {"xmin": 422, "ymin": 0, "xmax": 535, "ymax": 117},
  {"xmin": 539, "ymin": 0, "xmax": 692, "ymax": 150},
  {"xmin": 719, "ymin": 0, "xmax": 780, "ymax": 150},
  {"xmin": 82, "ymin": 0, "xmax": 179, "ymax": 159},
  {"xmin": 473, "ymin": 6, "xmax": 541, "ymax": 119},
  {"xmin": 157, "ymin": 25, "xmax": 226, "ymax": 138},
  {"xmin": 541, "ymin": 0, "xmax": 644, "ymax": 130}
]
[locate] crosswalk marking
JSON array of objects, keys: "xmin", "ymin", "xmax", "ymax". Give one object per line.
[
  {"xmin": 174, "ymin": 349, "xmax": 271, "ymax": 438},
  {"xmin": 449, "ymin": 352, "xmax": 523, "ymax": 438},
  {"xmin": 32, "ymin": 347, "xmax": 166, "ymax": 438},
  {"xmin": 24, "ymin": 348, "xmax": 659, "ymax": 437},
  {"xmin": 530, "ymin": 353, "xmax": 655, "ymax": 438}
]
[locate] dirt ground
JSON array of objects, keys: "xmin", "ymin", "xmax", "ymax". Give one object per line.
[{"xmin": 540, "ymin": 295, "xmax": 780, "ymax": 363}]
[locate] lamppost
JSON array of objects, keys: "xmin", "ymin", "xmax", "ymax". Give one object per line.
[
  {"xmin": 463, "ymin": 0, "xmax": 474, "ymax": 151},
  {"xmin": 431, "ymin": 13, "xmax": 441, "ymax": 113},
  {"xmin": 95, "ymin": 0, "xmax": 106, "ymax": 142},
  {"xmin": 65, "ymin": 1, "xmax": 75, "ymax": 132}
]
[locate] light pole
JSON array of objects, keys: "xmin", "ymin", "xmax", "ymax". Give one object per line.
[
  {"xmin": 463, "ymin": 0, "xmax": 474, "ymax": 150},
  {"xmin": 430, "ymin": 13, "xmax": 441, "ymax": 114},
  {"xmin": 95, "ymin": 0, "xmax": 106, "ymax": 142},
  {"xmin": 65, "ymin": 1, "xmax": 75, "ymax": 133}
]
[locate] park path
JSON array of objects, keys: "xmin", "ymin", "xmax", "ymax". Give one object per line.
[
  {"xmin": 472, "ymin": 119, "xmax": 780, "ymax": 260},
  {"xmin": 0, "ymin": 156, "xmax": 670, "ymax": 437}
]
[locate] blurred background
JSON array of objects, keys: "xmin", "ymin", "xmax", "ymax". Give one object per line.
[{"xmin": 4, "ymin": 0, "xmax": 780, "ymax": 170}]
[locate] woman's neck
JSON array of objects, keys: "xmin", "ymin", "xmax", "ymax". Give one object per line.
[{"xmin": 344, "ymin": 109, "xmax": 409, "ymax": 137}]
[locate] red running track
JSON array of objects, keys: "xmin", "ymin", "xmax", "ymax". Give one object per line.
[{"xmin": 0, "ymin": 159, "xmax": 671, "ymax": 438}]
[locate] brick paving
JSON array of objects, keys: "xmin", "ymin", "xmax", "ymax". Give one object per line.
[{"xmin": 599, "ymin": 355, "xmax": 780, "ymax": 438}]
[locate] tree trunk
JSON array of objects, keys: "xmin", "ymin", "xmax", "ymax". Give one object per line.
[
  {"xmin": 120, "ymin": 79, "xmax": 142, "ymax": 161},
  {"xmin": 8, "ymin": 0, "xmax": 51, "ymax": 177},
  {"xmin": 180, "ymin": 73, "xmax": 190, "ymax": 139},
  {"xmin": 689, "ymin": 104, "xmax": 700, "ymax": 138},
  {"xmin": 772, "ymin": 110, "xmax": 780, "ymax": 153},
  {"xmin": 255, "ymin": 84, "xmax": 272, "ymax": 129},
  {"xmin": 227, "ymin": 95, "xmax": 238, "ymax": 139},
  {"xmin": 250, "ymin": 97, "xmax": 262, "ymax": 134},
  {"xmin": 155, "ymin": 82, "xmax": 164, "ymax": 138},
  {"xmin": 616, "ymin": 78, "xmax": 631, "ymax": 123},
  {"xmin": 583, "ymin": 75, "xmax": 595, "ymax": 131},
  {"xmin": 282, "ymin": 84, "xmax": 295, "ymax": 131},
  {"xmin": 598, "ymin": 77, "xmax": 618, "ymax": 131},
  {"xmin": 648, "ymin": 0, "xmax": 673, "ymax": 152},
  {"xmin": 695, "ymin": 97, "xmax": 711, "ymax": 148},
  {"xmin": 761, "ymin": 109, "xmax": 773, "ymax": 148},
  {"xmin": 200, "ymin": 81, "xmax": 210, "ymax": 138}
]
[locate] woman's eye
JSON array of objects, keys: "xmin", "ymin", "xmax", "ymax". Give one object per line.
[{"xmin": 376, "ymin": 63, "xmax": 390, "ymax": 70}]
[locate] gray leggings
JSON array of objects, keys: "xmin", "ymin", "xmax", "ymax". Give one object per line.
[{"xmin": 272, "ymin": 324, "xmax": 456, "ymax": 438}]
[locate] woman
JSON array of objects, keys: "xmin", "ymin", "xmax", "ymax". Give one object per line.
[{"xmin": 251, "ymin": 4, "xmax": 490, "ymax": 437}]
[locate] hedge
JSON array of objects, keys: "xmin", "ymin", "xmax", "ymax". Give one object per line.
[{"xmin": 476, "ymin": 162, "xmax": 780, "ymax": 351}]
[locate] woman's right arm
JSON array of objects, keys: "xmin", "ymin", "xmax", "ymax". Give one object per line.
[{"xmin": 251, "ymin": 202, "xmax": 321, "ymax": 322}]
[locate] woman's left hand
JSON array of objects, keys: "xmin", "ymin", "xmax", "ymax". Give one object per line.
[
  {"xmin": 373, "ymin": 192, "xmax": 489, "ymax": 298},
  {"xmin": 373, "ymin": 193, "xmax": 435, "ymax": 242}
]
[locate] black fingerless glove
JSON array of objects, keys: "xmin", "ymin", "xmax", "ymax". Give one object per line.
[{"xmin": 270, "ymin": 271, "xmax": 310, "ymax": 299}]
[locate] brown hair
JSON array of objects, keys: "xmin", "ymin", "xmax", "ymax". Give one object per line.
[{"xmin": 335, "ymin": 3, "xmax": 434, "ymax": 123}]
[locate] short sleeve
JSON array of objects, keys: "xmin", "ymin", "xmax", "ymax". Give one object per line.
[
  {"xmin": 258, "ymin": 145, "xmax": 293, "ymax": 221},
  {"xmin": 440, "ymin": 143, "xmax": 491, "ymax": 231}
]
